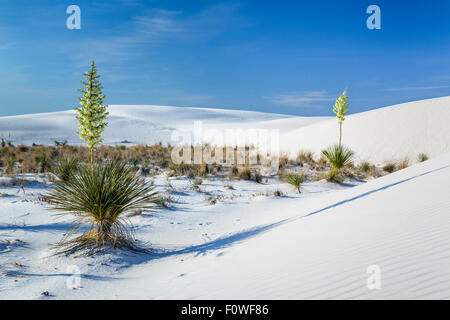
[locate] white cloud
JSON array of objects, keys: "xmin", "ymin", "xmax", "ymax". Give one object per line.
[{"xmin": 269, "ymin": 91, "xmax": 334, "ymax": 108}]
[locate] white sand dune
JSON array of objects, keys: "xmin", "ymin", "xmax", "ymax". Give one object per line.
[
  {"xmin": 82, "ymin": 152, "xmax": 450, "ymax": 299},
  {"xmin": 280, "ymin": 96, "xmax": 450, "ymax": 164},
  {"xmin": 2, "ymin": 152, "xmax": 449, "ymax": 299},
  {"xmin": 0, "ymin": 105, "xmax": 325, "ymax": 146},
  {"xmin": 1, "ymin": 97, "xmax": 450, "ymax": 299}
]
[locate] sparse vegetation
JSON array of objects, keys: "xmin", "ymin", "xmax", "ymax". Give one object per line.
[{"xmin": 296, "ymin": 150, "xmax": 315, "ymax": 167}]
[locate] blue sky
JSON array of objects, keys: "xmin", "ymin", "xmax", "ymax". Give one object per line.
[{"xmin": 0, "ymin": 0, "xmax": 449, "ymax": 116}]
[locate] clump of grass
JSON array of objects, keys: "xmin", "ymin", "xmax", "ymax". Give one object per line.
[
  {"xmin": 417, "ymin": 153, "xmax": 429, "ymax": 162},
  {"xmin": 286, "ymin": 173, "xmax": 305, "ymax": 193},
  {"xmin": 359, "ymin": 161, "xmax": 371, "ymax": 173},
  {"xmin": 6, "ymin": 155, "xmax": 16, "ymax": 174},
  {"xmin": 253, "ymin": 170, "xmax": 263, "ymax": 184},
  {"xmin": 51, "ymin": 155, "xmax": 79, "ymax": 182},
  {"xmin": 273, "ymin": 189, "xmax": 284, "ymax": 197},
  {"xmin": 35, "ymin": 151, "xmax": 51, "ymax": 173},
  {"xmin": 296, "ymin": 150, "xmax": 314, "ymax": 167},
  {"xmin": 317, "ymin": 155, "xmax": 328, "ymax": 168},
  {"xmin": 230, "ymin": 165, "xmax": 239, "ymax": 177},
  {"xmin": 46, "ymin": 160, "xmax": 159, "ymax": 256},
  {"xmin": 278, "ymin": 154, "xmax": 289, "ymax": 169},
  {"xmin": 321, "ymin": 144, "xmax": 354, "ymax": 169},
  {"xmin": 191, "ymin": 177, "xmax": 203, "ymax": 191},
  {"xmin": 326, "ymin": 168, "xmax": 343, "ymax": 183},
  {"xmin": 382, "ymin": 162, "xmax": 396, "ymax": 173},
  {"xmin": 397, "ymin": 157, "xmax": 409, "ymax": 170}
]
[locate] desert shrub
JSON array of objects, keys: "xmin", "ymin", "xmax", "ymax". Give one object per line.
[
  {"xmin": 35, "ymin": 151, "xmax": 52, "ymax": 173},
  {"xmin": 238, "ymin": 167, "xmax": 251, "ymax": 180},
  {"xmin": 326, "ymin": 168, "xmax": 343, "ymax": 183},
  {"xmin": 253, "ymin": 170, "xmax": 263, "ymax": 184},
  {"xmin": 382, "ymin": 162, "xmax": 396, "ymax": 173},
  {"xmin": 296, "ymin": 150, "xmax": 314, "ymax": 166},
  {"xmin": 286, "ymin": 173, "xmax": 305, "ymax": 193},
  {"xmin": 417, "ymin": 153, "xmax": 429, "ymax": 162},
  {"xmin": 359, "ymin": 161, "xmax": 371, "ymax": 173},
  {"xmin": 5, "ymin": 155, "xmax": 16, "ymax": 174},
  {"xmin": 278, "ymin": 154, "xmax": 289, "ymax": 169},
  {"xmin": 321, "ymin": 144, "xmax": 354, "ymax": 169},
  {"xmin": 273, "ymin": 189, "xmax": 284, "ymax": 197},
  {"xmin": 51, "ymin": 155, "xmax": 79, "ymax": 182},
  {"xmin": 397, "ymin": 157, "xmax": 409, "ymax": 170},
  {"xmin": 46, "ymin": 160, "xmax": 159, "ymax": 256},
  {"xmin": 193, "ymin": 177, "xmax": 203, "ymax": 187},
  {"xmin": 230, "ymin": 165, "xmax": 239, "ymax": 177},
  {"xmin": 277, "ymin": 167, "xmax": 287, "ymax": 181},
  {"xmin": 317, "ymin": 155, "xmax": 328, "ymax": 168}
]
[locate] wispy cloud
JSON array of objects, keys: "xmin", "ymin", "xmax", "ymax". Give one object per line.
[
  {"xmin": 268, "ymin": 91, "xmax": 334, "ymax": 108},
  {"xmin": 0, "ymin": 42, "xmax": 15, "ymax": 50},
  {"xmin": 120, "ymin": 0, "xmax": 144, "ymax": 6},
  {"xmin": 63, "ymin": 4, "xmax": 244, "ymax": 65},
  {"xmin": 384, "ymin": 85, "xmax": 450, "ymax": 92}
]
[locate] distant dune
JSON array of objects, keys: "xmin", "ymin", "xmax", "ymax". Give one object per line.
[
  {"xmin": 280, "ymin": 96, "xmax": 450, "ymax": 164},
  {"xmin": 1, "ymin": 97, "xmax": 449, "ymax": 164}
]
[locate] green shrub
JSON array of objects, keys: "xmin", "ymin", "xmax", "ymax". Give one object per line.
[
  {"xmin": 417, "ymin": 153, "xmax": 429, "ymax": 162},
  {"xmin": 51, "ymin": 156, "xmax": 79, "ymax": 182},
  {"xmin": 321, "ymin": 144, "xmax": 354, "ymax": 169},
  {"xmin": 46, "ymin": 160, "xmax": 159, "ymax": 256},
  {"xmin": 326, "ymin": 168, "xmax": 343, "ymax": 183},
  {"xmin": 286, "ymin": 173, "xmax": 305, "ymax": 193}
]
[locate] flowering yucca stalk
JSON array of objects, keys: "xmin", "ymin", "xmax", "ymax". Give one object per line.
[
  {"xmin": 75, "ymin": 60, "xmax": 109, "ymax": 165},
  {"xmin": 46, "ymin": 160, "xmax": 159, "ymax": 256},
  {"xmin": 333, "ymin": 88, "xmax": 349, "ymax": 146}
]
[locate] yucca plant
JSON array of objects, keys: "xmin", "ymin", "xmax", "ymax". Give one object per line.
[
  {"xmin": 46, "ymin": 160, "xmax": 159, "ymax": 256},
  {"xmin": 51, "ymin": 155, "xmax": 80, "ymax": 182},
  {"xmin": 286, "ymin": 173, "xmax": 305, "ymax": 193},
  {"xmin": 321, "ymin": 144, "xmax": 354, "ymax": 169}
]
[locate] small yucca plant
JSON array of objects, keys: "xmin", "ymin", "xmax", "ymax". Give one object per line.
[
  {"xmin": 286, "ymin": 173, "xmax": 305, "ymax": 193},
  {"xmin": 417, "ymin": 153, "xmax": 429, "ymax": 162},
  {"xmin": 321, "ymin": 144, "xmax": 354, "ymax": 169},
  {"xmin": 51, "ymin": 155, "xmax": 79, "ymax": 182},
  {"xmin": 46, "ymin": 160, "xmax": 159, "ymax": 256}
]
